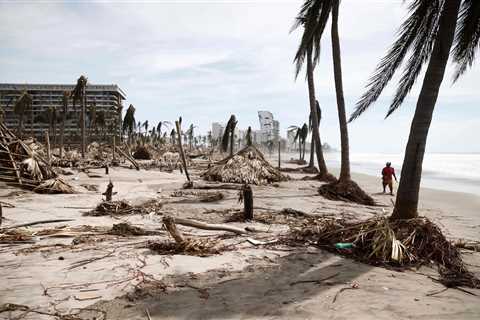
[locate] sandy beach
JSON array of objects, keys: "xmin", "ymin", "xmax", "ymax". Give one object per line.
[{"xmin": 1, "ymin": 157, "xmax": 479, "ymax": 320}]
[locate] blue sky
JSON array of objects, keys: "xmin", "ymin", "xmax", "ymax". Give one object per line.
[{"xmin": 1, "ymin": 0, "xmax": 479, "ymax": 153}]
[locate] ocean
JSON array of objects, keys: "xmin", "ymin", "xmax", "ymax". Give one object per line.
[{"xmin": 322, "ymin": 152, "xmax": 480, "ymax": 196}]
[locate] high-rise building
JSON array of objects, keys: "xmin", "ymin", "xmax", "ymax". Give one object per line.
[
  {"xmin": 0, "ymin": 83, "xmax": 125, "ymax": 142},
  {"xmin": 211, "ymin": 122, "xmax": 225, "ymax": 140},
  {"xmin": 257, "ymin": 110, "xmax": 280, "ymax": 143}
]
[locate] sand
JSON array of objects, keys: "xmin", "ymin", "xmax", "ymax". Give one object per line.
[{"xmin": 0, "ymin": 158, "xmax": 479, "ymax": 320}]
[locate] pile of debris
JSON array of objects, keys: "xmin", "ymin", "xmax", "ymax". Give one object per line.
[
  {"xmin": 289, "ymin": 216, "xmax": 480, "ymax": 288},
  {"xmin": 202, "ymin": 146, "xmax": 288, "ymax": 185},
  {"xmin": 85, "ymin": 199, "xmax": 163, "ymax": 216},
  {"xmin": 0, "ymin": 123, "xmax": 75, "ymax": 193}
]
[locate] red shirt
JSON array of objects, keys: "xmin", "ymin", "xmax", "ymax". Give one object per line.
[{"xmin": 382, "ymin": 167, "xmax": 395, "ymax": 179}]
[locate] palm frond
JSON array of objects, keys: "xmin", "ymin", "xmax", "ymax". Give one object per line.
[
  {"xmin": 452, "ymin": 0, "xmax": 480, "ymax": 82},
  {"xmin": 350, "ymin": 0, "xmax": 442, "ymax": 121}
]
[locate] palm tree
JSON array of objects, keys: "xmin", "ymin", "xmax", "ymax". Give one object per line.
[
  {"xmin": 350, "ymin": 0, "xmax": 478, "ymax": 219},
  {"xmin": 170, "ymin": 128, "xmax": 176, "ymax": 144},
  {"xmin": 47, "ymin": 106, "xmax": 57, "ymax": 149},
  {"xmin": 71, "ymin": 75, "xmax": 88, "ymax": 158},
  {"xmin": 122, "ymin": 104, "xmax": 136, "ymax": 145},
  {"xmin": 292, "ymin": 3, "xmax": 332, "ymax": 181},
  {"xmin": 246, "ymin": 126, "xmax": 253, "ymax": 147},
  {"xmin": 13, "ymin": 90, "xmax": 32, "ymax": 138},
  {"xmin": 221, "ymin": 115, "xmax": 237, "ymax": 156},
  {"xmin": 88, "ymin": 102, "xmax": 96, "ymax": 142}
]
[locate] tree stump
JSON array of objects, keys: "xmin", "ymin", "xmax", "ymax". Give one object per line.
[
  {"xmin": 105, "ymin": 164, "xmax": 109, "ymax": 175},
  {"xmin": 104, "ymin": 181, "xmax": 114, "ymax": 202},
  {"xmin": 243, "ymin": 184, "xmax": 253, "ymax": 221},
  {"xmin": 0, "ymin": 203, "xmax": 2, "ymax": 227}
]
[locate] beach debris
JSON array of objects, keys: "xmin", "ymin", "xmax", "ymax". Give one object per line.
[
  {"xmin": 147, "ymin": 216, "xmax": 221, "ymax": 256},
  {"xmin": 175, "ymin": 119, "xmax": 191, "ymax": 183},
  {"xmin": 33, "ymin": 177, "xmax": 76, "ymax": 194},
  {"xmin": 0, "ymin": 303, "xmax": 106, "ymax": 320},
  {"xmin": 108, "ymin": 223, "xmax": 160, "ymax": 236},
  {"xmin": 81, "ymin": 184, "xmax": 99, "ymax": 192},
  {"xmin": 289, "ymin": 216, "xmax": 480, "ymax": 288},
  {"xmin": 133, "ymin": 145, "xmax": 152, "ymax": 160},
  {"xmin": 85, "ymin": 199, "xmax": 163, "ymax": 216},
  {"xmin": 169, "ymin": 190, "xmax": 224, "ymax": 203},
  {"xmin": 332, "ymin": 282, "xmax": 360, "ymax": 303},
  {"xmin": 0, "ymin": 219, "xmax": 74, "ymax": 231},
  {"xmin": 318, "ymin": 180, "xmax": 375, "ymax": 206},
  {"xmin": 202, "ymin": 145, "xmax": 288, "ymax": 185},
  {"xmin": 185, "ymin": 182, "xmax": 242, "ymax": 190}
]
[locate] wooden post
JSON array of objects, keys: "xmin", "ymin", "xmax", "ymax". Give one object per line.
[
  {"xmin": 0, "ymin": 202, "xmax": 2, "ymax": 227},
  {"xmin": 45, "ymin": 130, "xmax": 51, "ymax": 165},
  {"xmin": 175, "ymin": 120, "xmax": 190, "ymax": 183},
  {"xmin": 104, "ymin": 181, "xmax": 113, "ymax": 202},
  {"xmin": 105, "ymin": 164, "xmax": 109, "ymax": 175},
  {"xmin": 278, "ymin": 141, "xmax": 281, "ymax": 168},
  {"xmin": 243, "ymin": 184, "xmax": 253, "ymax": 221}
]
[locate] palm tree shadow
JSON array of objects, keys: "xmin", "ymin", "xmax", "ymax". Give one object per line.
[{"xmin": 130, "ymin": 250, "xmax": 373, "ymax": 319}]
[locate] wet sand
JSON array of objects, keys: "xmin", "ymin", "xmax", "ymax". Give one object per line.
[{"xmin": 0, "ymin": 160, "xmax": 479, "ymax": 319}]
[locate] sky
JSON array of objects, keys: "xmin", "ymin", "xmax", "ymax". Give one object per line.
[{"xmin": 0, "ymin": 0, "xmax": 479, "ymax": 153}]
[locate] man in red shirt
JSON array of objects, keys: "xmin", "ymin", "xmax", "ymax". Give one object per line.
[{"xmin": 382, "ymin": 162, "xmax": 397, "ymax": 195}]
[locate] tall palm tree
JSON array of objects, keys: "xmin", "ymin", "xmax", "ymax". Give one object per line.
[
  {"xmin": 88, "ymin": 102, "xmax": 96, "ymax": 142},
  {"xmin": 71, "ymin": 75, "xmax": 88, "ymax": 158},
  {"xmin": 186, "ymin": 124, "xmax": 196, "ymax": 150},
  {"xmin": 13, "ymin": 90, "xmax": 32, "ymax": 138},
  {"xmin": 170, "ymin": 128, "xmax": 176, "ymax": 144},
  {"xmin": 122, "ymin": 104, "xmax": 136, "ymax": 145},
  {"xmin": 292, "ymin": 3, "xmax": 332, "ymax": 181},
  {"xmin": 350, "ymin": 0, "xmax": 478, "ymax": 219}
]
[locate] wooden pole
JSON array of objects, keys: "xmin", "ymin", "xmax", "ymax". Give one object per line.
[
  {"xmin": 243, "ymin": 184, "xmax": 253, "ymax": 221},
  {"xmin": 45, "ymin": 129, "xmax": 51, "ymax": 165},
  {"xmin": 0, "ymin": 202, "xmax": 3, "ymax": 227},
  {"xmin": 175, "ymin": 120, "xmax": 190, "ymax": 183}
]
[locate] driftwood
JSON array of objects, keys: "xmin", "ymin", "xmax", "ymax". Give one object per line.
[
  {"xmin": 280, "ymin": 208, "xmax": 316, "ymax": 218},
  {"xmin": 0, "ymin": 219, "xmax": 74, "ymax": 231},
  {"xmin": 168, "ymin": 216, "xmax": 249, "ymax": 235},
  {"xmin": 115, "ymin": 146, "xmax": 139, "ymax": 170},
  {"xmin": 163, "ymin": 216, "xmax": 186, "ymax": 244},
  {"xmin": 186, "ymin": 182, "xmax": 242, "ymax": 190}
]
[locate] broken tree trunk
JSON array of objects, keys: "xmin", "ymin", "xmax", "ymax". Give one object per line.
[
  {"xmin": 0, "ymin": 203, "xmax": 2, "ymax": 227},
  {"xmin": 163, "ymin": 216, "xmax": 186, "ymax": 244},
  {"xmin": 243, "ymin": 184, "xmax": 253, "ymax": 221},
  {"xmin": 278, "ymin": 141, "xmax": 281, "ymax": 169},
  {"xmin": 105, "ymin": 164, "xmax": 109, "ymax": 175},
  {"xmin": 103, "ymin": 181, "xmax": 114, "ymax": 201},
  {"xmin": 175, "ymin": 120, "xmax": 191, "ymax": 183},
  {"xmin": 186, "ymin": 182, "xmax": 242, "ymax": 190}
]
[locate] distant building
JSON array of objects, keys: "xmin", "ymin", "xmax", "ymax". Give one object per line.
[
  {"xmin": 211, "ymin": 122, "xmax": 225, "ymax": 141},
  {"xmin": 0, "ymin": 83, "xmax": 125, "ymax": 142},
  {"xmin": 257, "ymin": 110, "xmax": 280, "ymax": 144}
]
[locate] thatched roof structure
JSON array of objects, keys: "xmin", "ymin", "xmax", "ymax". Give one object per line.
[
  {"xmin": 202, "ymin": 146, "xmax": 288, "ymax": 185},
  {"xmin": 0, "ymin": 122, "xmax": 74, "ymax": 193}
]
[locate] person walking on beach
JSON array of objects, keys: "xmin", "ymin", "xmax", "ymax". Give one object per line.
[{"xmin": 382, "ymin": 162, "xmax": 397, "ymax": 195}]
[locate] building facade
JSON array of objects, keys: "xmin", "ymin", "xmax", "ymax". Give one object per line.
[
  {"xmin": 257, "ymin": 110, "xmax": 280, "ymax": 144},
  {"xmin": 0, "ymin": 83, "xmax": 125, "ymax": 143}
]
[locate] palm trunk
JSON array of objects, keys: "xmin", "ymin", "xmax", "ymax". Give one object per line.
[
  {"xmin": 59, "ymin": 113, "xmax": 65, "ymax": 159},
  {"xmin": 18, "ymin": 116, "xmax": 24, "ymax": 138},
  {"xmin": 308, "ymin": 134, "xmax": 314, "ymax": 167},
  {"xmin": 392, "ymin": 0, "xmax": 461, "ymax": 220},
  {"xmin": 30, "ymin": 106, "xmax": 34, "ymax": 138},
  {"xmin": 331, "ymin": 0, "xmax": 350, "ymax": 182},
  {"xmin": 306, "ymin": 47, "xmax": 329, "ymax": 176}
]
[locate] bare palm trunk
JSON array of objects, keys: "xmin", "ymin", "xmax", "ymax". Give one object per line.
[
  {"xmin": 306, "ymin": 47, "xmax": 329, "ymax": 176},
  {"xmin": 18, "ymin": 116, "xmax": 24, "ymax": 138},
  {"xmin": 392, "ymin": 0, "xmax": 461, "ymax": 220},
  {"xmin": 331, "ymin": 0, "xmax": 350, "ymax": 182},
  {"xmin": 59, "ymin": 114, "xmax": 65, "ymax": 158},
  {"xmin": 30, "ymin": 107, "xmax": 34, "ymax": 138}
]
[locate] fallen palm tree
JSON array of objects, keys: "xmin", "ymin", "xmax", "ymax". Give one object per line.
[
  {"xmin": 202, "ymin": 145, "xmax": 288, "ymax": 185},
  {"xmin": 318, "ymin": 180, "xmax": 374, "ymax": 206},
  {"xmin": 85, "ymin": 199, "xmax": 163, "ymax": 216},
  {"xmin": 289, "ymin": 216, "xmax": 480, "ymax": 288}
]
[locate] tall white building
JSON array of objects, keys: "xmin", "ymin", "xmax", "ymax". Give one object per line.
[
  {"xmin": 257, "ymin": 110, "xmax": 280, "ymax": 143},
  {"xmin": 211, "ymin": 122, "xmax": 225, "ymax": 140}
]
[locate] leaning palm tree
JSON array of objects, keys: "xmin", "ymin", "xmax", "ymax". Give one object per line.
[
  {"xmin": 292, "ymin": 4, "xmax": 333, "ymax": 181},
  {"xmin": 71, "ymin": 75, "xmax": 88, "ymax": 158},
  {"xmin": 122, "ymin": 104, "xmax": 136, "ymax": 145},
  {"xmin": 221, "ymin": 115, "xmax": 237, "ymax": 157},
  {"xmin": 13, "ymin": 90, "xmax": 32, "ymax": 138},
  {"xmin": 350, "ymin": 0, "xmax": 478, "ymax": 218}
]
